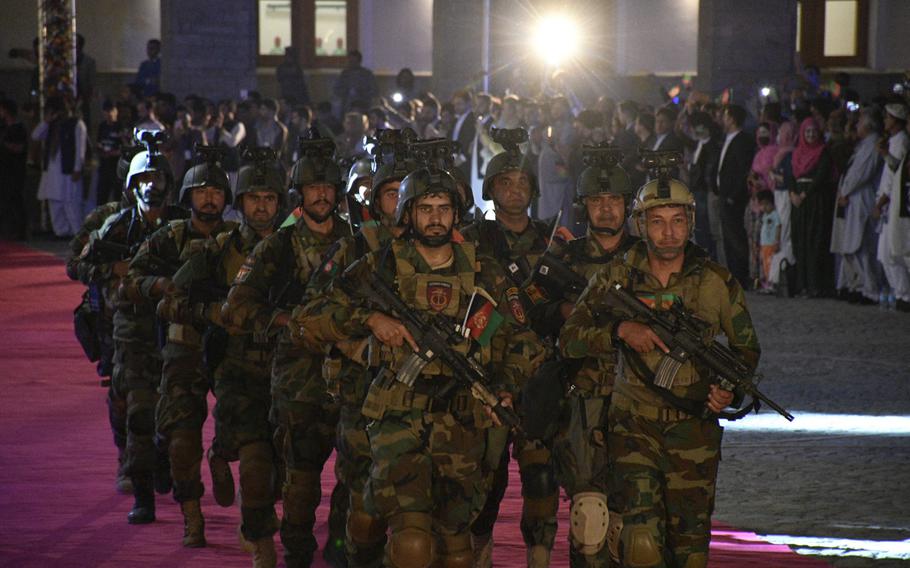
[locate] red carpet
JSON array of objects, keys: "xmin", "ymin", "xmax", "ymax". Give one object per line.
[{"xmin": 0, "ymin": 240, "xmax": 827, "ymax": 567}]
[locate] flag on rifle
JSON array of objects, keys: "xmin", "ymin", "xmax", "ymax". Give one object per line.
[{"xmin": 463, "ymin": 287, "xmax": 503, "ymax": 347}]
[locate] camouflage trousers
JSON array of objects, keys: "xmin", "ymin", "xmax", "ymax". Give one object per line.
[
  {"xmin": 272, "ymin": 396, "xmax": 339, "ymax": 568},
  {"xmin": 471, "ymin": 429, "xmax": 559, "ymax": 550},
  {"xmin": 337, "ymin": 396, "xmax": 386, "ymax": 567},
  {"xmin": 366, "ymin": 407, "xmax": 488, "ymax": 537},
  {"xmin": 157, "ymin": 340, "xmax": 209, "ymax": 502},
  {"xmin": 111, "ymin": 339, "xmax": 163, "ymax": 479},
  {"xmin": 553, "ymin": 393, "xmax": 612, "ymax": 568},
  {"xmin": 212, "ymin": 351, "xmax": 278, "ymax": 540},
  {"xmin": 608, "ymin": 404, "xmax": 722, "ymax": 568}
]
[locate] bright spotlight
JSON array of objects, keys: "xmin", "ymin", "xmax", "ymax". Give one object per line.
[
  {"xmin": 391, "ymin": 92, "xmax": 404, "ymax": 104},
  {"xmin": 760, "ymin": 86, "xmax": 772, "ymax": 97},
  {"xmin": 532, "ymin": 14, "xmax": 580, "ymax": 67}
]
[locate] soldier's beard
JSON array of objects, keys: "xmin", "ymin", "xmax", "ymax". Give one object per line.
[
  {"xmin": 193, "ymin": 204, "xmax": 224, "ymax": 223},
  {"xmin": 647, "ymin": 239, "xmax": 685, "ymax": 260},
  {"xmin": 303, "ymin": 201, "xmax": 334, "ymax": 223},
  {"xmin": 415, "ymin": 225, "xmax": 453, "ymax": 247}
]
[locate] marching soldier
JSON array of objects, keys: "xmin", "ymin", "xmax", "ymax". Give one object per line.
[
  {"xmin": 461, "ymin": 127, "xmax": 558, "ymax": 568},
  {"xmin": 162, "ymin": 148, "xmax": 287, "ymax": 566},
  {"xmin": 525, "ymin": 145, "xmax": 639, "ymax": 567},
  {"xmin": 295, "ymin": 164, "xmax": 537, "ymax": 568},
  {"xmin": 560, "ymin": 155, "xmax": 760, "ymax": 568},
  {"xmin": 222, "ymin": 132, "xmax": 349, "ymax": 568},
  {"xmin": 123, "ymin": 146, "xmax": 237, "ymax": 546},
  {"xmin": 289, "ymin": 129, "xmax": 415, "ymax": 568},
  {"xmin": 81, "ymin": 133, "xmax": 179, "ymax": 524}
]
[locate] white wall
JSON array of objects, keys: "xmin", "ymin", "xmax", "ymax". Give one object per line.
[
  {"xmin": 0, "ymin": 0, "xmax": 160, "ymax": 73},
  {"xmin": 359, "ymin": 0, "xmax": 433, "ymax": 75},
  {"xmin": 614, "ymin": 0, "xmax": 699, "ymax": 75}
]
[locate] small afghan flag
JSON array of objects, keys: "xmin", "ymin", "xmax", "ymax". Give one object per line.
[
  {"xmin": 280, "ymin": 206, "xmax": 304, "ymax": 228},
  {"xmin": 464, "ymin": 288, "xmax": 504, "ymax": 347}
]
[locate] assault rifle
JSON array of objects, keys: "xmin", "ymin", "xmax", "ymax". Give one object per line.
[
  {"xmin": 86, "ymin": 240, "xmax": 180, "ymax": 276},
  {"xmin": 606, "ymin": 283, "xmax": 794, "ymax": 421},
  {"xmin": 343, "ymin": 270, "xmax": 522, "ymax": 431}
]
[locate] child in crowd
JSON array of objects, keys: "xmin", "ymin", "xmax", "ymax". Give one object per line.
[{"xmin": 758, "ymin": 190, "xmax": 782, "ymax": 292}]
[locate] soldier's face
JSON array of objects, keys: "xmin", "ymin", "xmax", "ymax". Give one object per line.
[
  {"xmin": 412, "ymin": 193, "xmax": 456, "ymax": 247},
  {"xmin": 376, "ymin": 181, "xmax": 400, "ymax": 218},
  {"xmin": 301, "ymin": 182, "xmax": 336, "ymax": 222},
  {"xmin": 191, "ymin": 185, "xmax": 226, "ymax": 219},
  {"xmin": 655, "ymin": 113, "xmax": 673, "ymax": 135},
  {"xmin": 492, "ymin": 170, "xmax": 531, "ymax": 215},
  {"xmin": 585, "ymin": 194, "xmax": 626, "ymax": 235},
  {"xmin": 645, "ymin": 205, "xmax": 689, "ymax": 260},
  {"xmin": 242, "ymin": 191, "xmax": 279, "ymax": 230},
  {"xmin": 134, "ymin": 171, "xmax": 167, "ymax": 208}
]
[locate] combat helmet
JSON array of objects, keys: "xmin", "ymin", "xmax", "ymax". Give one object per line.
[
  {"xmin": 481, "ymin": 127, "xmax": 538, "ymax": 201},
  {"xmin": 126, "ymin": 129, "xmax": 174, "ymax": 207},
  {"xmin": 370, "ymin": 128, "xmax": 418, "ymax": 219},
  {"xmin": 394, "ymin": 166, "xmax": 463, "ymax": 226},
  {"xmin": 410, "ymin": 137, "xmax": 474, "ymax": 211},
  {"xmin": 234, "ymin": 146, "xmax": 287, "ymax": 208},
  {"xmin": 576, "ymin": 144, "xmax": 633, "ymax": 203},
  {"xmin": 631, "ymin": 150, "xmax": 695, "ymax": 237},
  {"xmin": 345, "ymin": 157, "xmax": 373, "ymax": 200},
  {"xmin": 290, "ymin": 128, "xmax": 343, "ymax": 197},
  {"xmin": 179, "ymin": 144, "xmax": 232, "ymax": 205}
]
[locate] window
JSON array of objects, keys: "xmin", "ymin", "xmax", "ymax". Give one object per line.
[
  {"xmin": 798, "ymin": 0, "xmax": 869, "ymax": 67},
  {"xmin": 257, "ymin": 0, "xmax": 358, "ymax": 68}
]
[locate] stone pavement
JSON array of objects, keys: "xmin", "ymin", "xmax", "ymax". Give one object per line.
[{"xmin": 716, "ymin": 293, "xmax": 910, "ymax": 567}]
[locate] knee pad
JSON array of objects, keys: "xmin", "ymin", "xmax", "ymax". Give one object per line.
[
  {"xmin": 569, "ymin": 492, "xmax": 609, "ymax": 556},
  {"xmin": 238, "ymin": 442, "xmax": 275, "ymax": 508},
  {"xmin": 624, "ymin": 526, "xmax": 662, "ymax": 568},
  {"xmin": 519, "ymin": 462, "xmax": 558, "ymax": 500},
  {"xmin": 389, "ymin": 512, "xmax": 433, "ymax": 568},
  {"xmin": 438, "ymin": 533, "xmax": 472, "ymax": 568},
  {"xmin": 347, "ymin": 508, "xmax": 386, "ymax": 546}
]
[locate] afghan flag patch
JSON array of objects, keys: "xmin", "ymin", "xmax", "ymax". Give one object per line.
[
  {"xmin": 280, "ymin": 206, "xmax": 304, "ymax": 228},
  {"xmin": 465, "ymin": 294, "xmax": 504, "ymax": 347}
]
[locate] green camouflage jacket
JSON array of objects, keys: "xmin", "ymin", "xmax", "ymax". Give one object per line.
[{"xmin": 560, "ymin": 241, "xmax": 760, "ymax": 408}]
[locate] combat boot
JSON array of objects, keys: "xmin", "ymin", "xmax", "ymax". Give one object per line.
[
  {"xmin": 180, "ymin": 499, "xmax": 206, "ymax": 547},
  {"xmin": 208, "ymin": 446, "xmax": 235, "ymax": 507},
  {"xmin": 127, "ymin": 476, "xmax": 155, "ymax": 524},
  {"xmin": 250, "ymin": 537, "xmax": 278, "ymax": 568},
  {"xmin": 527, "ymin": 544, "xmax": 551, "ymax": 568},
  {"xmin": 472, "ymin": 532, "xmax": 493, "ymax": 568}
]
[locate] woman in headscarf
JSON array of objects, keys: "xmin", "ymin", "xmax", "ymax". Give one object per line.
[
  {"xmin": 747, "ymin": 122, "xmax": 779, "ymax": 285},
  {"xmin": 787, "ymin": 117, "xmax": 835, "ymax": 297},
  {"xmin": 768, "ymin": 120, "xmax": 797, "ymax": 288}
]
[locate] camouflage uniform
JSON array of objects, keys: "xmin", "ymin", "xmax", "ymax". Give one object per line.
[
  {"xmin": 560, "ymin": 241, "xmax": 760, "ymax": 568},
  {"xmin": 223, "ymin": 214, "xmax": 348, "ymax": 568},
  {"xmin": 171, "ymin": 223, "xmax": 281, "ymax": 544},
  {"xmin": 124, "ymin": 217, "xmax": 237, "ymax": 510},
  {"xmin": 87, "ymin": 205, "xmax": 170, "ymax": 504},
  {"xmin": 533, "ymin": 231, "xmax": 638, "ymax": 568},
  {"xmin": 66, "ymin": 200, "xmax": 125, "ymax": 475},
  {"xmin": 295, "ymin": 236, "xmax": 537, "ymax": 568},
  {"xmin": 292, "ymin": 219, "xmax": 395, "ymax": 568},
  {"xmin": 461, "ymin": 218, "xmax": 560, "ymax": 558}
]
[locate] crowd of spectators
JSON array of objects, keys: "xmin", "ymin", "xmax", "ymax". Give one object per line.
[{"xmin": 2, "ymin": 41, "xmax": 909, "ymax": 311}]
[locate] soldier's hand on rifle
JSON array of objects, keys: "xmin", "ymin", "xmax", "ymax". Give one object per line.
[
  {"xmin": 366, "ymin": 312, "xmax": 418, "ymax": 352},
  {"xmin": 559, "ymin": 302, "xmax": 575, "ymax": 320},
  {"xmin": 112, "ymin": 260, "xmax": 130, "ymax": 277},
  {"xmin": 150, "ymin": 277, "xmax": 174, "ymax": 298},
  {"xmin": 617, "ymin": 321, "xmax": 669, "ymax": 354},
  {"xmin": 706, "ymin": 384, "xmax": 734, "ymax": 414},
  {"xmin": 485, "ymin": 391, "xmax": 513, "ymax": 428}
]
